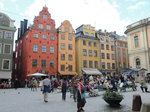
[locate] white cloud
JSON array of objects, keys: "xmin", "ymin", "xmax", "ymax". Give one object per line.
[
  {"xmin": 112, "ymin": 1, "xmax": 119, "ymax": 8},
  {"xmin": 127, "ymin": 1, "xmax": 147, "ymax": 10},
  {"xmin": 0, "ymin": 2, "xmax": 4, "ymax": 9},
  {"xmin": 23, "ymin": 0, "xmax": 132, "ymax": 35}
]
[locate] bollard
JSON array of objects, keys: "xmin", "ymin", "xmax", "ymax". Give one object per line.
[
  {"xmin": 132, "ymin": 94, "xmax": 142, "ymax": 111},
  {"xmin": 140, "ymin": 103, "xmax": 150, "ymax": 112}
]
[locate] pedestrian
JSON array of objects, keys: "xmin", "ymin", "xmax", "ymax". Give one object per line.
[
  {"xmin": 14, "ymin": 78, "xmax": 19, "ymax": 90},
  {"xmin": 140, "ymin": 80, "xmax": 149, "ymax": 92},
  {"xmin": 62, "ymin": 78, "xmax": 67, "ymax": 101},
  {"xmin": 72, "ymin": 78, "xmax": 78, "ymax": 102},
  {"xmin": 77, "ymin": 78, "xmax": 86, "ymax": 112},
  {"xmin": 42, "ymin": 76, "xmax": 51, "ymax": 103}
]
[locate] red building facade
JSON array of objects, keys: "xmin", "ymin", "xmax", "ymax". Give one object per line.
[{"xmin": 14, "ymin": 7, "xmax": 57, "ymax": 82}]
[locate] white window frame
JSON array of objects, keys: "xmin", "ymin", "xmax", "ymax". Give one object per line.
[
  {"xmin": 33, "ymin": 45, "xmax": 38, "ymax": 52},
  {"xmin": 5, "ymin": 31, "xmax": 12, "ymax": 39},
  {"xmin": 3, "ymin": 44, "xmax": 11, "ymax": 54},
  {"xmin": 38, "ymin": 24, "xmax": 43, "ymax": 29},
  {"xmin": 43, "ymin": 14, "xmax": 47, "ymax": 20},
  {"xmin": 50, "ymin": 36, "xmax": 55, "ymax": 40},
  {"xmin": 42, "ymin": 35, "xmax": 47, "ymax": 39},
  {"xmin": 42, "ymin": 46, "xmax": 46, "ymax": 53},
  {"xmin": 33, "ymin": 34, "xmax": 38, "ymax": 38},
  {"xmin": 2, "ymin": 59, "xmax": 11, "ymax": 70},
  {"xmin": 50, "ymin": 47, "xmax": 54, "ymax": 54},
  {"xmin": 46, "ymin": 25, "xmax": 51, "ymax": 30}
]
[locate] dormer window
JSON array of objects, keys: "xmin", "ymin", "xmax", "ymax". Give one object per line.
[{"xmin": 43, "ymin": 14, "xmax": 47, "ymax": 20}]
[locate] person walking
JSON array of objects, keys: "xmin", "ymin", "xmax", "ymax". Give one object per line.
[
  {"xmin": 77, "ymin": 78, "xmax": 86, "ymax": 112},
  {"xmin": 72, "ymin": 77, "xmax": 78, "ymax": 102},
  {"xmin": 42, "ymin": 76, "xmax": 51, "ymax": 103},
  {"xmin": 62, "ymin": 78, "xmax": 67, "ymax": 101},
  {"xmin": 14, "ymin": 78, "xmax": 20, "ymax": 90}
]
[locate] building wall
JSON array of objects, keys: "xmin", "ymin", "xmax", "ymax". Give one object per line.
[
  {"xmin": 126, "ymin": 25, "xmax": 150, "ymax": 70},
  {"xmin": 75, "ymin": 37, "xmax": 100, "ymax": 76},
  {"xmin": 57, "ymin": 20, "xmax": 77, "ymax": 76},
  {"xmin": 15, "ymin": 7, "xmax": 57, "ymax": 82},
  {"xmin": 0, "ymin": 12, "xmax": 16, "ymax": 80}
]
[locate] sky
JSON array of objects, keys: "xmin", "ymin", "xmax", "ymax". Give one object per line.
[{"xmin": 0, "ymin": 0, "xmax": 150, "ymax": 41}]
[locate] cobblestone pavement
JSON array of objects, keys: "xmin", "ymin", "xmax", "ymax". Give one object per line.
[{"xmin": 0, "ymin": 83, "xmax": 150, "ymax": 112}]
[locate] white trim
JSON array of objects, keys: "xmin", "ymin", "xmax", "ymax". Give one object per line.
[
  {"xmin": 2, "ymin": 59, "xmax": 11, "ymax": 70},
  {"xmin": 4, "ymin": 31, "xmax": 12, "ymax": 39},
  {"xmin": 3, "ymin": 44, "xmax": 12, "ymax": 54}
]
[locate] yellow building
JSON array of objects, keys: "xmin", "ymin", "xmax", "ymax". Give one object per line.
[
  {"xmin": 75, "ymin": 25, "xmax": 101, "ymax": 76},
  {"xmin": 96, "ymin": 30, "xmax": 116, "ymax": 75},
  {"xmin": 57, "ymin": 20, "xmax": 77, "ymax": 77}
]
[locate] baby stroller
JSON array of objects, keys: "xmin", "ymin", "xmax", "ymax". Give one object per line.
[{"xmin": 87, "ymin": 84, "xmax": 99, "ymax": 97}]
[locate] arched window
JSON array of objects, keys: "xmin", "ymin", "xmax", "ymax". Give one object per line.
[{"xmin": 136, "ymin": 58, "xmax": 141, "ymax": 68}]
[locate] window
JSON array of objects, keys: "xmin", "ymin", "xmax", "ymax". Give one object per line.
[
  {"xmin": 83, "ymin": 40, "xmax": 86, "ymax": 45},
  {"xmin": 91, "ymin": 33, "xmax": 94, "ymax": 37},
  {"xmin": 68, "ymin": 44, "xmax": 72, "ymax": 50},
  {"xmin": 38, "ymin": 24, "xmax": 43, "ymax": 29},
  {"xmin": 42, "ymin": 35, "xmax": 47, "ymax": 39},
  {"xmin": 61, "ymin": 36, "xmax": 65, "ymax": 40},
  {"xmin": 33, "ymin": 34, "xmax": 38, "ymax": 38},
  {"xmin": 43, "ymin": 14, "xmax": 47, "ymax": 19},
  {"xmin": 33, "ymin": 45, "xmax": 38, "ymax": 52},
  {"xmin": 112, "ymin": 63, "xmax": 115, "ymax": 69},
  {"xmin": 94, "ymin": 42, "xmax": 97, "ymax": 47},
  {"xmin": 107, "ymin": 53, "xmax": 110, "ymax": 59},
  {"xmin": 66, "ymin": 28, "xmax": 69, "ymax": 32},
  {"xmin": 0, "ymin": 31, "xmax": 3, "ymax": 38},
  {"xmin": 118, "ymin": 51, "xmax": 120, "ymax": 57},
  {"xmin": 106, "ymin": 45, "xmax": 109, "ymax": 50},
  {"xmin": 2, "ymin": 59, "xmax": 10, "ymax": 70},
  {"xmin": 4, "ymin": 44, "xmax": 11, "ymax": 54},
  {"xmin": 89, "ymin": 61, "xmax": 93, "ymax": 68},
  {"xmin": 101, "ymin": 44, "xmax": 104, "ymax": 50},
  {"xmin": 50, "ymin": 47, "xmax": 54, "ymax": 54},
  {"xmin": 123, "ymin": 52, "xmax": 126, "ymax": 58},
  {"xmin": 5, "ymin": 32, "xmax": 12, "ymax": 39},
  {"xmin": 134, "ymin": 36, "xmax": 139, "ymax": 47},
  {"xmin": 102, "ymin": 62, "xmax": 105, "ymax": 69},
  {"xmin": 107, "ymin": 63, "xmax": 110, "ymax": 69},
  {"xmin": 94, "ymin": 50, "xmax": 97, "ymax": 57},
  {"xmin": 50, "ymin": 60, "xmax": 54, "ymax": 68},
  {"xmin": 68, "ymin": 37, "xmax": 72, "ymax": 40},
  {"xmin": 41, "ymin": 60, "xmax": 46, "ymax": 68},
  {"xmin": 68, "ymin": 65, "xmax": 72, "ymax": 71},
  {"xmin": 83, "ymin": 49, "xmax": 87, "ymax": 56},
  {"xmin": 42, "ymin": 46, "xmax": 46, "ymax": 53},
  {"xmin": 136, "ymin": 58, "xmax": 141, "ymax": 68},
  {"xmin": 83, "ymin": 60, "xmax": 87, "ymax": 68},
  {"xmin": 46, "ymin": 25, "xmax": 51, "ymax": 30},
  {"xmin": 32, "ymin": 59, "xmax": 37, "ymax": 67},
  {"xmin": 50, "ymin": 36, "xmax": 55, "ymax": 40},
  {"xmin": 94, "ymin": 61, "xmax": 98, "ymax": 68},
  {"xmin": 101, "ymin": 53, "xmax": 105, "ymax": 59},
  {"xmin": 61, "ymin": 43, "xmax": 65, "ymax": 49},
  {"xmin": 89, "ymin": 50, "xmax": 92, "ymax": 56},
  {"xmin": 100, "ymin": 37, "xmax": 104, "ymax": 41},
  {"xmin": 61, "ymin": 65, "xmax": 65, "ymax": 71},
  {"xmin": 111, "ymin": 45, "xmax": 114, "ymax": 51},
  {"xmin": 68, "ymin": 54, "xmax": 72, "ymax": 60},
  {"xmin": 112, "ymin": 54, "xmax": 115, "ymax": 60},
  {"xmin": 61, "ymin": 54, "xmax": 65, "ymax": 60},
  {"xmin": 88, "ymin": 41, "xmax": 92, "ymax": 46}
]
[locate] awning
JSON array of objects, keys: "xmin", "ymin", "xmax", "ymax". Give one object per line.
[
  {"xmin": 123, "ymin": 70, "xmax": 133, "ymax": 74},
  {"xmin": 0, "ymin": 72, "xmax": 12, "ymax": 79},
  {"xmin": 58, "ymin": 71, "xmax": 78, "ymax": 75},
  {"xmin": 27, "ymin": 72, "xmax": 48, "ymax": 77},
  {"xmin": 81, "ymin": 68, "xmax": 102, "ymax": 75}
]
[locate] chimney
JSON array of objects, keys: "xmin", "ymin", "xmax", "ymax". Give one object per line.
[
  {"xmin": 17, "ymin": 28, "xmax": 21, "ymax": 39},
  {"xmin": 24, "ymin": 19, "xmax": 28, "ymax": 33},
  {"xmin": 20, "ymin": 21, "xmax": 24, "ymax": 36}
]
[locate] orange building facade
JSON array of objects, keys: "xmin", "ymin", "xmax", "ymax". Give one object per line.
[
  {"xmin": 57, "ymin": 20, "xmax": 77, "ymax": 77},
  {"xmin": 14, "ymin": 7, "xmax": 57, "ymax": 82}
]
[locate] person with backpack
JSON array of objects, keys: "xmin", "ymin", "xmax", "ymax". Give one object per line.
[{"xmin": 61, "ymin": 78, "xmax": 67, "ymax": 101}]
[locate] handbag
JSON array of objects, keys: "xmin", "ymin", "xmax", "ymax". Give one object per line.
[{"xmin": 82, "ymin": 93, "xmax": 86, "ymax": 98}]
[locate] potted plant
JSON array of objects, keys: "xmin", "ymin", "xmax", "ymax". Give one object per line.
[{"xmin": 103, "ymin": 89, "xmax": 124, "ymax": 107}]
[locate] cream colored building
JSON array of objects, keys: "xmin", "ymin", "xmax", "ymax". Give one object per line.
[{"xmin": 125, "ymin": 17, "xmax": 150, "ymax": 71}]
